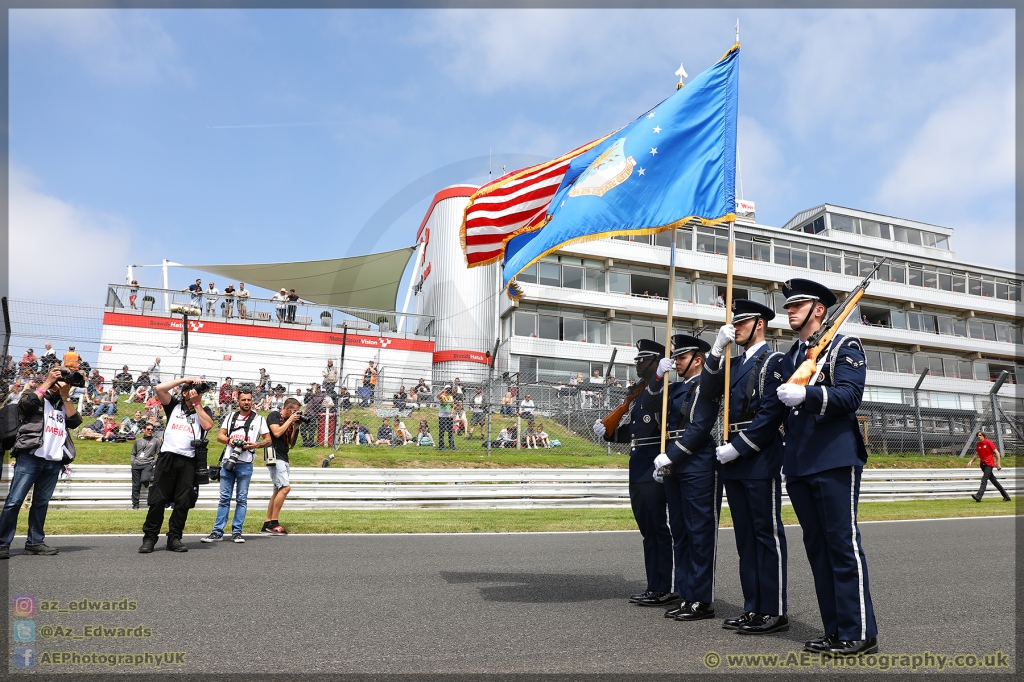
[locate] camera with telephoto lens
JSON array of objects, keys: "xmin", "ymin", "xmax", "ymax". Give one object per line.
[
  {"xmin": 181, "ymin": 381, "xmax": 211, "ymax": 396},
  {"xmin": 57, "ymin": 368, "xmax": 85, "ymax": 388},
  {"xmin": 192, "ymin": 437, "xmax": 211, "ymax": 485},
  {"xmin": 295, "ymin": 412, "xmax": 312, "ymax": 425},
  {"xmin": 223, "ymin": 437, "xmax": 246, "ymax": 472}
]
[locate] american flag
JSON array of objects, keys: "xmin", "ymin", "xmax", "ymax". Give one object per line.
[{"xmin": 460, "ymin": 135, "xmax": 611, "ymax": 268}]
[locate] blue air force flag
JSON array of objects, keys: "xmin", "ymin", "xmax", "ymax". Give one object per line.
[{"xmin": 503, "ymin": 44, "xmax": 739, "ymax": 287}]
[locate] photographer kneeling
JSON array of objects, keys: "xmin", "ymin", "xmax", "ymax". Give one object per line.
[
  {"xmin": 262, "ymin": 397, "xmax": 301, "ymax": 536},
  {"xmin": 139, "ymin": 378, "xmax": 215, "ymax": 554},
  {"xmin": 202, "ymin": 389, "xmax": 270, "ymax": 543},
  {"xmin": 0, "ymin": 367, "xmax": 82, "ymax": 559}
]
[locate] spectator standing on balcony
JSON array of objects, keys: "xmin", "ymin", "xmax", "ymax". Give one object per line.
[
  {"xmin": 273, "ymin": 288, "xmax": 288, "ymax": 321},
  {"xmin": 185, "ymin": 278, "xmax": 203, "ymax": 309},
  {"xmin": 204, "ymin": 282, "xmax": 220, "ymax": 316},
  {"xmin": 967, "ymin": 431, "xmax": 1011, "ymax": 502},
  {"xmin": 114, "ymin": 366, "xmax": 134, "ymax": 395},
  {"xmin": 236, "ymin": 283, "xmax": 250, "ymax": 319},
  {"xmin": 129, "ymin": 279, "xmax": 140, "ymax": 309},
  {"xmin": 63, "ymin": 346, "xmax": 80, "ymax": 372},
  {"xmin": 286, "ymin": 289, "xmax": 300, "ymax": 323},
  {"xmin": 222, "ymin": 283, "xmax": 236, "ymax": 318},
  {"xmin": 148, "ymin": 358, "xmax": 162, "ymax": 385},
  {"xmin": 322, "ymin": 359, "xmax": 338, "ymax": 397},
  {"xmin": 437, "ymin": 386, "xmax": 456, "ymax": 451}
]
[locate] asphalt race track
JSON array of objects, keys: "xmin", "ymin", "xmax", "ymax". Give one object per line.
[{"xmin": 4, "ymin": 516, "xmax": 1016, "ymax": 676}]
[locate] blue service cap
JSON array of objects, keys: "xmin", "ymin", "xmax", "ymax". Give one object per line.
[
  {"xmin": 781, "ymin": 278, "xmax": 838, "ymax": 309},
  {"xmin": 731, "ymin": 298, "xmax": 775, "ymax": 324},
  {"xmin": 670, "ymin": 334, "xmax": 711, "ymax": 357},
  {"xmin": 634, "ymin": 339, "xmax": 666, "ymax": 359}
]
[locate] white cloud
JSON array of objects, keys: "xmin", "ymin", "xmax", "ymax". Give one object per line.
[
  {"xmin": 11, "ymin": 9, "xmax": 187, "ymax": 84},
  {"xmin": 9, "ymin": 167, "xmax": 133, "ymax": 302}
]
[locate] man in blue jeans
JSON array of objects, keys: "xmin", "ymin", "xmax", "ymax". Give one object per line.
[
  {"xmin": 0, "ymin": 366, "xmax": 82, "ymax": 559},
  {"xmin": 201, "ymin": 390, "xmax": 270, "ymax": 544}
]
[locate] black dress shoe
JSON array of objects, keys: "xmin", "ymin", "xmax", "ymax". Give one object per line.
[
  {"xmin": 664, "ymin": 601, "xmax": 690, "ymax": 618},
  {"xmin": 138, "ymin": 539, "xmax": 156, "ymax": 554},
  {"xmin": 722, "ymin": 612, "xmax": 756, "ymax": 630},
  {"xmin": 674, "ymin": 601, "xmax": 715, "ymax": 621},
  {"xmin": 636, "ymin": 591, "xmax": 679, "ymax": 606},
  {"xmin": 972, "ymin": 494, "xmax": 981, "ymax": 503},
  {"xmin": 828, "ymin": 637, "xmax": 878, "ymax": 655},
  {"xmin": 629, "ymin": 591, "xmax": 653, "ymax": 603},
  {"xmin": 166, "ymin": 537, "xmax": 188, "ymax": 553},
  {"xmin": 804, "ymin": 633, "xmax": 839, "ymax": 652},
  {"xmin": 737, "ymin": 613, "xmax": 789, "ymax": 635},
  {"xmin": 23, "ymin": 544, "xmax": 59, "ymax": 556}
]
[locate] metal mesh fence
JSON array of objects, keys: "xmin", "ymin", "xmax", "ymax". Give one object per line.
[{"xmin": 2, "ymin": 293, "xmax": 1019, "ymax": 458}]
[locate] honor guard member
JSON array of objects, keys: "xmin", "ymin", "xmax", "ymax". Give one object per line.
[
  {"xmin": 775, "ymin": 279, "xmax": 878, "ymax": 655},
  {"xmin": 593, "ymin": 339, "xmax": 677, "ymax": 607},
  {"xmin": 648, "ymin": 334, "xmax": 724, "ymax": 622},
  {"xmin": 697, "ymin": 299, "xmax": 790, "ymax": 634}
]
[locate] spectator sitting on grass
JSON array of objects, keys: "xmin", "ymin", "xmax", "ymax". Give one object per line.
[
  {"xmin": 416, "ymin": 419, "xmax": 433, "ymax": 446},
  {"xmin": 144, "ymin": 394, "xmax": 162, "ymax": 424},
  {"xmin": 355, "ymin": 421, "xmax": 371, "ymax": 445},
  {"xmin": 395, "ymin": 420, "xmax": 412, "ymax": 444},
  {"xmin": 525, "ymin": 423, "xmax": 538, "ymax": 449},
  {"xmin": 536, "ymin": 423, "xmax": 551, "ymax": 448},
  {"xmin": 404, "ymin": 389, "xmax": 418, "ymax": 411},
  {"xmin": 452, "ymin": 402, "xmax": 468, "ymax": 436},
  {"xmin": 341, "ymin": 419, "xmax": 353, "ymax": 443},
  {"xmin": 80, "ymin": 416, "xmax": 107, "ymax": 440},
  {"xmin": 102, "ymin": 416, "xmax": 119, "ymax": 442},
  {"xmin": 376, "ymin": 417, "xmax": 397, "ymax": 446},
  {"xmin": 92, "ymin": 388, "xmax": 117, "ymax": 417},
  {"xmin": 392, "ymin": 392, "xmax": 403, "ymax": 409},
  {"xmin": 119, "ymin": 411, "xmax": 144, "ymax": 439}
]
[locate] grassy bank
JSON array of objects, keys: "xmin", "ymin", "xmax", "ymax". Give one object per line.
[{"xmin": 24, "ymin": 497, "xmax": 1018, "ymax": 536}]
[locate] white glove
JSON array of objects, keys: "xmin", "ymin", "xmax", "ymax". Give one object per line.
[
  {"xmin": 716, "ymin": 443, "xmax": 740, "ymax": 464},
  {"xmin": 654, "ymin": 453, "xmax": 672, "ymax": 470},
  {"xmin": 655, "ymin": 357, "xmax": 674, "ymax": 379},
  {"xmin": 592, "ymin": 420, "xmax": 606, "ymax": 437},
  {"xmin": 653, "ymin": 469, "xmax": 664, "ymax": 484},
  {"xmin": 780, "ymin": 469, "xmax": 787, "ymax": 484},
  {"xmin": 777, "ymin": 384, "xmax": 807, "ymax": 407},
  {"xmin": 711, "ymin": 324, "xmax": 735, "ymax": 357}
]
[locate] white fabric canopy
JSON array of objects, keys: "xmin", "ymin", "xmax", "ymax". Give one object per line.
[{"xmin": 187, "ymin": 246, "xmax": 415, "ymax": 311}]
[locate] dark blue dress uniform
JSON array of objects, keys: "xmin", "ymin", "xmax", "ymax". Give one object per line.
[
  {"xmin": 605, "ymin": 340, "xmax": 673, "ymax": 597},
  {"xmin": 780, "ymin": 278, "xmax": 877, "ymax": 650},
  {"xmin": 689, "ymin": 301, "xmax": 790, "ymax": 619},
  {"xmin": 643, "ymin": 335, "xmax": 723, "ymax": 606}
]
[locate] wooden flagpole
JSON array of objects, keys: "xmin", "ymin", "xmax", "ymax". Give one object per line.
[
  {"xmin": 658, "ymin": 227, "xmax": 678, "ymax": 457},
  {"xmin": 722, "ymin": 221, "xmax": 735, "ymax": 437}
]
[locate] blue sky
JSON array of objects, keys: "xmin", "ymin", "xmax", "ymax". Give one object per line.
[{"xmin": 9, "ymin": 8, "xmax": 1015, "ymax": 305}]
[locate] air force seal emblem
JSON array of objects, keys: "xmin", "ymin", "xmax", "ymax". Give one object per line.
[{"xmin": 568, "ymin": 138, "xmax": 636, "ymax": 198}]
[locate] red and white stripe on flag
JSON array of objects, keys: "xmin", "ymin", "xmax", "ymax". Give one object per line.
[{"xmin": 459, "ymin": 135, "xmax": 611, "ymax": 268}]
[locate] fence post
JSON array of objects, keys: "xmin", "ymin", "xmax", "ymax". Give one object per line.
[
  {"xmin": 912, "ymin": 368, "xmax": 929, "ymax": 456},
  {"xmin": 990, "ymin": 370, "xmax": 1009, "ymax": 460}
]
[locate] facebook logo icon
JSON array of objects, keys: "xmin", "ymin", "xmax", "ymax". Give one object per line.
[
  {"xmin": 13, "ymin": 646, "xmax": 35, "ymax": 668},
  {"xmin": 12, "ymin": 620, "xmax": 35, "ymax": 642}
]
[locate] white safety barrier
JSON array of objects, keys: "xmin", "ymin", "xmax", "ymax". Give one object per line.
[{"xmin": 0, "ymin": 465, "xmax": 1018, "ymax": 510}]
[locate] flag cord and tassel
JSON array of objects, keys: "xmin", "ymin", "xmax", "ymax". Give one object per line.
[
  {"xmin": 658, "ymin": 227, "xmax": 678, "ymax": 458},
  {"xmin": 722, "ymin": 221, "xmax": 735, "ymax": 437}
]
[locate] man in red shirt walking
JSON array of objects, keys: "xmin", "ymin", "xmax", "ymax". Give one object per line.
[{"xmin": 966, "ymin": 431, "xmax": 1011, "ymax": 502}]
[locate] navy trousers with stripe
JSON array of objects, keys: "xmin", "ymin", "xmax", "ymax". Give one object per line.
[
  {"xmin": 786, "ymin": 466, "xmax": 878, "ymax": 641},
  {"xmin": 723, "ymin": 477, "xmax": 787, "ymax": 616},
  {"xmin": 664, "ymin": 469, "xmax": 723, "ymax": 603},
  {"xmin": 629, "ymin": 481, "xmax": 673, "ymax": 594}
]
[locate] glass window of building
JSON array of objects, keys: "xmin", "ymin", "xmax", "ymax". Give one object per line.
[
  {"xmin": 941, "ymin": 357, "xmax": 959, "ymax": 378},
  {"xmin": 538, "ymin": 314, "xmax": 559, "ymax": 339},
  {"xmin": 632, "ymin": 323, "xmax": 655, "ymax": 344},
  {"xmin": 958, "ymin": 360, "xmax": 973, "ymax": 379},
  {"xmin": 538, "ymin": 263, "xmax": 560, "ymax": 287},
  {"xmin": 865, "ymin": 350, "xmax": 882, "ymax": 371},
  {"xmin": 896, "ymin": 352, "xmax": 914, "ymax": 373},
  {"xmin": 934, "ymin": 236, "xmax": 949, "ymax": 250},
  {"xmin": 936, "ymin": 315, "xmax": 954, "ymax": 336},
  {"xmin": 774, "ymin": 241, "xmax": 791, "ymax": 266},
  {"xmin": 937, "ymin": 268, "xmax": 952, "ymax": 291},
  {"xmin": 585, "ymin": 268, "xmax": 605, "ymax": 292},
  {"xmin": 517, "ymin": 264, "xmax": 537, "ymax": 284},
  {"xmin": 921, "ymin": 266, "xmax": 938, "ymax": 288},
  {"xmin": 888, "ymin": 261, "xmax": 907, "ymax": 284},
  {"xmin": 859, "ymin": 219, "xmax": 885, "ymax": 238},
  {"xmin": 674, "ymin": 279, "xmax": 691, "ymax": 302},
  {"xmin": 908, "ymin": 266, "xmax": 923, "ymax": 287},
  {"xmin": 951, "ymin": 272, "xmax": 966, "ymax": 293},
  {"xmin": 995, "ymin": 324, "xmax": 1012, "ymax": 343},
  {"xmin": 586, "ymin": 319, "xmax": 606, "ymax": 344},
  {"xmin": 952, "ymin": 319, "xmax": 967, "ymax": 337},
  {"xmin": 562, "ymin": 317, "xmax": 586, "ymax": 342},
  {"xmin": 790, "ymin": 244, "xmax": 808, "ymax": 268},
  {"xmin": 514, "ymin": 312, "xmax": 537, "ymax": 337},
  {"xmin": 696, "ymin": 282, "xmax": 717, "ymax": 306},
  {"xmin": 968, "ymin": 319, "xmax": 983, "ymax": 339},
  {"xmin": 830, "ymin": 214, "xmax": 855, "ymax": 232},
  {"xmin": 982, "ymin": 321, "xmax": 997, "ymax": 341},
  {"xmin": 890, "ymin": 309, "xmax": 907, "ymax": 329},
  {"xmin": 927, "ymin": 356, "xmax": 943, "ymax": 375},
  {"xmin": 825, "ymin": 248, "xmax": 842, "ymax": 273},
  {"xmin": 561, "ymin": 265, "xmax": 584, "ymax": 290},
  {"xmin": 610, "ymin": 322, "xmax": 632, "ymax": 346},
  {"xmin": 880, "ymin": 351, "xmax": 897, "ymax": 373},
  {"xmin": 973, "ymin": 361, "xmax": 989, "ymax": 381},
  {"xmin": 608, "ymin": 271, "xmax": 631, "ymax": 294}
]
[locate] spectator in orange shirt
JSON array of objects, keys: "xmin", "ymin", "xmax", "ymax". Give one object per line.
[
  {"xmin": 967, "ymin": 431, "xmax": 1011, "ymax": 502},
  {"xmin": 63, "ymin": 346, "xmax": 81, "ymax": 371}
]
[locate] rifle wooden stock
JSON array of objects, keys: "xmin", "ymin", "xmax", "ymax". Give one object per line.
[
  {"xmin": 601, "ymin": 383, "xmax": 646, "ymax": 435},
  {"xmin": 787, "ymin": 289, "xmax": 865, "ymax": 387}
]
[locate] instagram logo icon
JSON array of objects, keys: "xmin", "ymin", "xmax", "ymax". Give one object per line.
[{"xmin": 12, "ymin": 595, "xmax": 35, "ymax": 617}]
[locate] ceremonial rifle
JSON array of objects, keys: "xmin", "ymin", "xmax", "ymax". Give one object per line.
[{"xmin": 787, "ymin": 258, "xmax": 887, "ymax": 387}]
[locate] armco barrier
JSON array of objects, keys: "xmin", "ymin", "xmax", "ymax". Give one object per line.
[{"xmin": 1, "ymin": 466, "xmax": 1018, "ymax": 510}]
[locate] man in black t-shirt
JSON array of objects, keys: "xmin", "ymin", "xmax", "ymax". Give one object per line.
[{"xmin": 263, "ymin": 398, "xmax": 300, "ymax": 535}]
